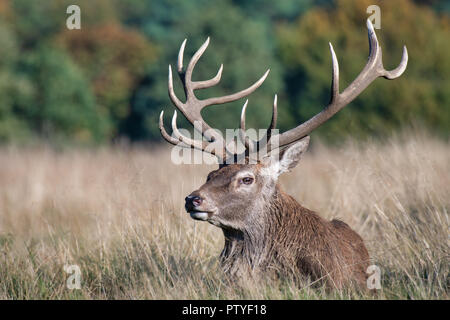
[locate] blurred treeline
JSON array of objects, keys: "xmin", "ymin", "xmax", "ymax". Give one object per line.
[{"xmin": 0, "ymin": 0, "xmax": 448, "ymax": 145}]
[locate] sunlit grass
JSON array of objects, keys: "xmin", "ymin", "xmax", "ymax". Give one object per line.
[{"xmin": 0, "ymin": 131, "xmax": 448, "ymax": 299}]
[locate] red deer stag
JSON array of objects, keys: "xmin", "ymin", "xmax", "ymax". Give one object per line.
[{"xmin": 159, "ymin": 20, "xmax": 408, "ymax": 288}]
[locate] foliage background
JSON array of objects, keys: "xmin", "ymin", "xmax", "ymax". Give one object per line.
[
  {"xmin": 0, "ymin": 0, "xmax": 448, "ymax": 145},
  {"xmin": 0, "ymin": 1, "xmax": 448, "ymax": 300}
]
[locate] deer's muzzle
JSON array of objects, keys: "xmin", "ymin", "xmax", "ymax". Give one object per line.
[{"xmin": 185, "ymin": 195, "xmax": 211, "ymax": 221}]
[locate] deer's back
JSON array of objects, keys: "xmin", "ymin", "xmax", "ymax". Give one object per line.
[
  {"xmin": 330, "ymin": 218, "xmax": 370, "ymax": 286},
  {"xmin": 283, "ymin": 204, "xmax": 370, "ymax": 288}
]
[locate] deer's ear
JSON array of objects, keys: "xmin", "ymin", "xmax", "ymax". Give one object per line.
[
  {"xmin": 278, "ymin": 136, "xmax": 310, "ymax": 173},
  {"xmin": 265, "ymin": 136, "xmax": 310, "ymax": 176}
]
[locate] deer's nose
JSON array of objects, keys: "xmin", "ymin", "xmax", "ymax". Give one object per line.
[{"xmin": 185, "ymin": 195, "xmax": 203, "ymax": 210}]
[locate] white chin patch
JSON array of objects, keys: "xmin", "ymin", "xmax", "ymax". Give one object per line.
[{"xmin": 189, "ymin": 211, "xmax": 209, "ymax": 221}]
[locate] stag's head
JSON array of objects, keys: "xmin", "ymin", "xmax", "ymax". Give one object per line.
[
  {"xmin": 184, "ymin": 137, "xmax": 309, "ymax": 229},
  {"xmin": 160, "ymin": 20, "xmax": 408, "ymax": 231}
]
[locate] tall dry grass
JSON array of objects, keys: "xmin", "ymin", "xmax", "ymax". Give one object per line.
[{"xmin": 0, "ymin": 132, "xmax": 448, "ymax": 299}]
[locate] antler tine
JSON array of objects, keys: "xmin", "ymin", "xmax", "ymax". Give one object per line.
[
  {"xmin": 365, "ymin": 19, "xmax": 407, "ymax": 80},
  {"xmin": 366, "ymin": 19, "xmax": 381, "ymax": 69},
  {"xmin": 168, "ymin": 65, "xmax": 185, "ymax": 110},
  {"xmin": 177, "ymin": 39, "xmax": 187, "ymax": 73},
  {"xmin": 272, "ymin": 19, "xmax": 408, "ymax": 149},
  {"xmin": 179, "ymin": 37, "xmax": 221, "ymax": 101},
  {"xmin": 178, "ymin": 38, "xmax": 223, "ymax": 91},
  {"xmin": 162, "ymin": 38, "xmax": 271, "ymax": 162},
  {"xmin": 169, "ymin": 38, "xmax": 221, "ymax": 126},
  {"xmin": 170, "ymin": 111, "xmax": 221, "ymax": 157},
  {"xmin": 169, "ymin": 60, "xmax": 218, "ymax": 144},
  {"xmin": 174, "ymin": 37, "xmax": 269, "ymax": 112},
  {"xmin": 185, "ymin": 37, "xmax": 210, "ymax": 84},
  {"xmin": 255, "ymin": 94, "xmax": 278, "ymax": 151},
  {"xmin": 268, "ymin": 94, "xmax": 278, "ymax": 140},
  {"xmin": 169, "ymin": 41, "xmax": 215, "ymax": 137},
  {"xmin": 329, "ymin": 44, "xmax": 339, "ymax": 104},
  {"xmin": 194, "ymin": 64, "xmax": 223, "ymax": 90},
  {"xmin": 383, "ymin": 45, "xmax": 408, "ymax": 79},
  {"xmin": 239, "ymin": 94, "xmax": 278, "ymax": 154},
  {"xmin": 159, "ymin": 111, "xmax": 180, "ymax": 145},
  {"xmin": 160, "ymin": 110, "xmax": 224, "ymax": 159},
  {"xmin": 202, "ymin": 69, "xmax": 270, "ymax": 107},
  {"xmin": 239, "ymin": 100, "xmax": 252, "ymax": 152}
]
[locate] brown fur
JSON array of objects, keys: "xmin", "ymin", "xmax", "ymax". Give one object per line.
[
  {"xmin": 220, "ymin": 185, "xmax": 369, "ymax": 288},
  {"xmin": 186, "ymin": 146, "xmax": 370, "ymax": 289}
]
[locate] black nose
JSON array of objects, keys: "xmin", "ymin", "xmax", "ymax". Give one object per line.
[{"xmin": 185, "ymin": 195, "xmax": 203, "ymax": 211}]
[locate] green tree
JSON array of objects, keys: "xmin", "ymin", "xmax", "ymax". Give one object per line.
[
  {"xmin": 1, "ymin": 0, "xmax": 447, "ymax": 145},
  {"xmin": 0, "ymin": 19, "xmax": 33, "ymax": 142},
  {"xmin": 232, "ymin": 0, "xmax": 319, "ymax": 21},
  {"xmin": 119, "ymin": 0, "xmax": 284, "ymax": 140},
  {"xmin": 0, "ymin": 0, "xmax": 157, "ymax": 143},
  {"xmin": 18, "ymin": 46, "xmax": 109, "ymax": 144},
  {"xmin": 277, "ymin": 0, "xmax": 450, "ymax": 140},
  {"xmin": 57, "ymin": 23, "xmax": 157, "ymax": 139}
]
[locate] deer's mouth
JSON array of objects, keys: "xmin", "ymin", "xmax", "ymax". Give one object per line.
[{"xmin": 189, "ymin": 210, "xmax": 211, "ymax": 221}]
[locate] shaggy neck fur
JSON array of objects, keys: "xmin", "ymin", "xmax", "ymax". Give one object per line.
[
  {"xmin": 220, "ymin": 184, "xmax": 304, "ymax": 276},
  {"xmin": 219, "ymin": 183, "xmax": 370, "ymax": 288}
]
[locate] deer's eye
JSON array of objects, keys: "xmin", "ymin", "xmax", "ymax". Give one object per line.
[{"xmin": 240, "ymin": 177, "xmax": 254, "ymax": 185}]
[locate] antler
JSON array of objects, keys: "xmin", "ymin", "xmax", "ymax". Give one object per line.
[
  {"xmin": 159, "ymin": 37, "xmax": 270, "ymax": 161},
  {"xmin": 239, "ymin": 94, "xmax": 278, "ymax": 155},
  {"xmin": 240, "ymin": 19, "xmax": 408, "ymax": 154},
  {"xmin": 161, "ymin": 20, "xmax": 408, "ymax": 164}
]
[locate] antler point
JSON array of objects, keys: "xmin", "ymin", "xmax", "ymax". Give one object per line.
[
  {"xmin": 367, "ymin": 19, "xmax": 375, "ymax": 34},
  {"xmin": 171, "ymin": 110, "xmax": 178, "ymax": 125}
]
